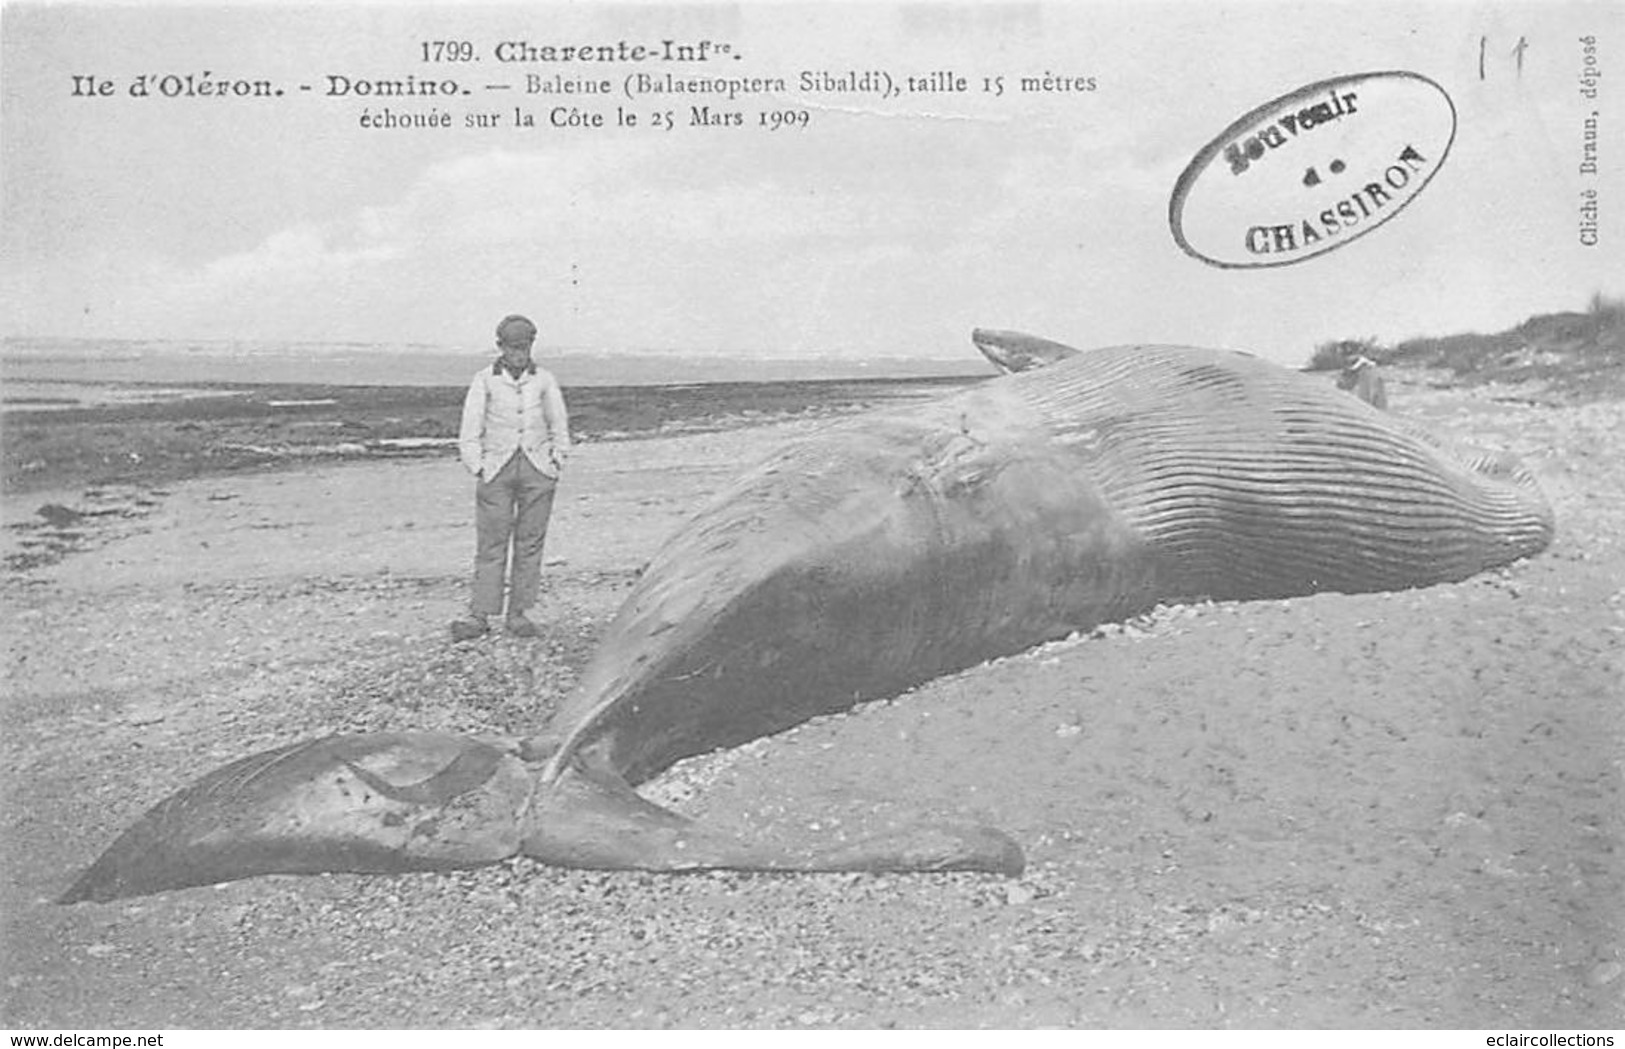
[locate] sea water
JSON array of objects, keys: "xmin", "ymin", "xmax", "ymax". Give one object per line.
[{"xmin": 1, "ymin": 337, "xmax": 989, "ymax": 410}]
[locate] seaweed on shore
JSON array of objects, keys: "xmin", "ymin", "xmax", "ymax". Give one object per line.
[{"xmin": 0, "ymin": 375, "xmax": 976, "ymax": 497}]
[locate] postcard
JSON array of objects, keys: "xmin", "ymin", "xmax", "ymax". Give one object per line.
[{"xmin": 2, "ymin": 1, "xmax": 1621, "ymax": 1035}]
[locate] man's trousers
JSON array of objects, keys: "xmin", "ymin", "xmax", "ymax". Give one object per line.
[{"xmin": 471, "ymin": 451, "xmax": 558, "ymax": 616}]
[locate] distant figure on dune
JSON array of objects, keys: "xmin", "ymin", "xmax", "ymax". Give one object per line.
[
  {"xmin": 450, "ymin": 314, "xmax": 572, "ymax": 641},
  {"xmin": 1337, "ymin": 354, "xmax": 1389, "ymax": 410}
]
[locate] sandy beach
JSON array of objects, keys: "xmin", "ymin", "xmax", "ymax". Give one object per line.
[{"xmin": 1, "ymin": 364, "xmax": 1622, "ymax": 1028}]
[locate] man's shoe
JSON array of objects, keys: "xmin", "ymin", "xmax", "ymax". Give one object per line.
[
  {"xmin": 505, "ymin": 615, "xmax": 542, "ymax": 638},
  {"xmin": 449, "ymin": 615, "xmax": 490, "ymax": 642}
]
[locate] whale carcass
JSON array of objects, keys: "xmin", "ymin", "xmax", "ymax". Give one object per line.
[{"xmin": 60, "ymin": 341, "xmax": 1554, "ymax": 902}]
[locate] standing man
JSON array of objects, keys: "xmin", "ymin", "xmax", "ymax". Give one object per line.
[
  {"xmin": 450, "ymin": 313, "xmax": 571, "ymax": 641},
  {"xmin": 1336, "ymin": 354, "xmax": 1389, "ymax": 410}
]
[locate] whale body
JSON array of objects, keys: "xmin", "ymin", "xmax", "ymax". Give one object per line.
[{"xmin": 61, "ymin": 343, "xmax": 1554, "ymax": 903}]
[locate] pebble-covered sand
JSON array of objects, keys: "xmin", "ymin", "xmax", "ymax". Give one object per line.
[{"xmin": 2, "ymin": 370, "xmax": 1622, "ymax": 1028}]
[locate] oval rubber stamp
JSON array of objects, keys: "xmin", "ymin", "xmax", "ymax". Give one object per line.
[{"xmin": 1169, "ymin": 71, "xmax": 1457, "ymax": 269}]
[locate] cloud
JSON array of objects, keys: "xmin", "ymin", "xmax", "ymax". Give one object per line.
[
  {"xmin": 34, "ymin": 132, "xmax": 1040, "ymax": 346},
  {"xmin": 179, "ymin": 225, "xmax": 398, "ymax": 297}
]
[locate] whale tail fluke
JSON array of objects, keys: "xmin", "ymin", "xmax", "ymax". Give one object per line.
[
  {"xmin": 60, "ymin": 733, "xmax": 1023, "ymax": 904},
  {"xmin": 522, "ymin": 760, "xmax": 1025, "ymax": 877},
  {"xmin": 58, "ymin": 733, "xmax": 533, "ymax": 904}
]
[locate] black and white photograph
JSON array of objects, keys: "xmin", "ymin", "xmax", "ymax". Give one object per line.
[{"xmin": 2, "ymin": 0, "xmax": 1622, "ymax": 1032}]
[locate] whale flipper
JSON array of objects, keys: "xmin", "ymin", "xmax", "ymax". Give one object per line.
[{"xmin": 971, "ymin": 328, "xmax": 1084, "ymax": 373}]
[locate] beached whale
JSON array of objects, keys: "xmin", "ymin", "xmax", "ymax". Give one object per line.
[{"xmin": 59, "ymin": 340, "xmax": 1554, "ymax": 903}]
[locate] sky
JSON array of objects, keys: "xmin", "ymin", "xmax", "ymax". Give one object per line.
[{"xmin": 1, "ymin": 0, "xmax": 1621, "ymax": 365}]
